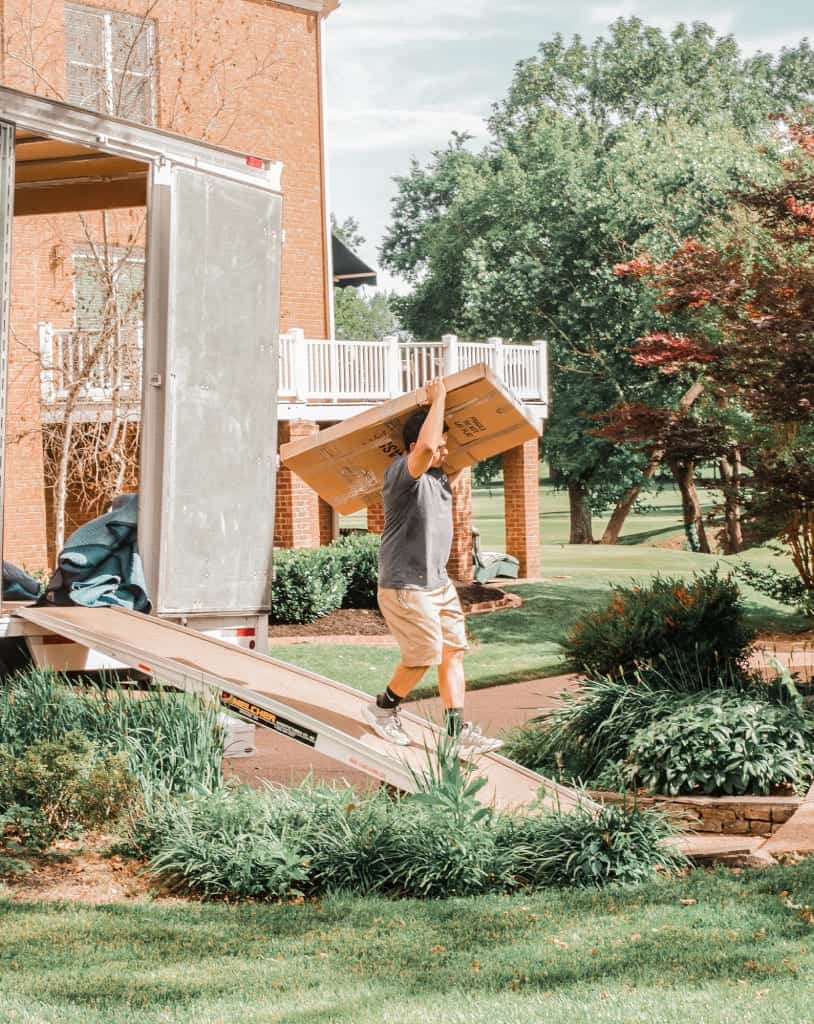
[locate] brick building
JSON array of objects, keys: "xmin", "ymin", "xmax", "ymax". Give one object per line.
[{"xmin": 1, "ymin": 0, "xmax": 541, "ymax": 582}]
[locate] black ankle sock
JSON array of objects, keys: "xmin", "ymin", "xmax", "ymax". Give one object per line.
[
  {"xmin": 445, "ymin": 708, "xmax": 464, "ymax": 737},
  {"xmin": 377, "ymin": 687, "xmax": 402, "ymax": 711}
]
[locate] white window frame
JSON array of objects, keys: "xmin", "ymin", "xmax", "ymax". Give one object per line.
[
  {"xmin": 64, "ymin": 3, "xmax": 157, "ymax": 124},
  {"xmin": 72, "ymin": 246, "xmax": 146, "ymax": 331}
]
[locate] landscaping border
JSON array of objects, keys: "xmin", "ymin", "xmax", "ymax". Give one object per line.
[{"xmin": 589, "ymin": 790, "xmax": 801, "ymax": 836}]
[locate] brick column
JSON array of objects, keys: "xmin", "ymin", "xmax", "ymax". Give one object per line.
[
  {"xmin": 446, "ymin": 467, "xmax": 473, "ymax": 582},
  {"xmin": 319, "ymin": 498, "xmax": 337, "ymax": 546},
  {"xmin": 366, "ymin": 501, "xmax": 385, "ymax": 535},
  {"xmin": 275, "ymin": 420, "xmax": 321, "ymax": 548},
  {"xmin": 503, "ymin": 439, "xmax": 541, "ymax": 578}
]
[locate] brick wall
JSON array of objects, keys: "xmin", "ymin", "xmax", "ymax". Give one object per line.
[
  {"xmin": 503, "ymin": 439, "xmax": 541, "ymax": 579},
  {"xmin": 274, "ymin": 419, "xmax": 321, "ymax": 548},
  {"xmin": 447, "ymin": 467, "xmax": 473, "ymax": 582},
  {"xmin": 318, "ymin": 497, "xmax": 336, "ymax": 546},
  {"xmin": 1, "ymin": 0, "xmax": 332, "ymax": 570},
  {"xmin": 366, "ymin": 501, "xmax": 385, "ymax": 535}
]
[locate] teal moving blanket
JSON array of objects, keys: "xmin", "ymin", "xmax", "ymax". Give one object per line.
[{"xmin": 40, "ymin": 493, "xmax": 150, "ymax": 612}]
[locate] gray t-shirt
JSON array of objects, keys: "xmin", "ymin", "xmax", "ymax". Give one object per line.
[{"xmin": 378, "ymin": 455, "xmax": 453, "ymax": 590}]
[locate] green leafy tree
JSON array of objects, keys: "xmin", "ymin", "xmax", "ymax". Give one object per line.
[
  {"xmin": 381, "ymin": 18, "xmax": 814, "ymax": 542},
  {"xmin": 331, "ymin": 213, "xmax": 398, "ymax": 340},
  {"xmin": 333, "ymin": 287, "xmax": 398, "ymax": 341}
]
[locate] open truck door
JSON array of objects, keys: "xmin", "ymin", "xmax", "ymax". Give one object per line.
[{"xmin": 0, "ymin": 86, "xmax": 282, "ymax": 655}]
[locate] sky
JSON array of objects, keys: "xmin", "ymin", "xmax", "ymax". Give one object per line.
[{"xmin": 324, "ymin": 0, "xmax": 813, "ymax": 292}]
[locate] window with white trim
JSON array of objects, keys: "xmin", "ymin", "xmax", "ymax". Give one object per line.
[
  {"xmin": 73, "ymin": 247, "xmax": 145, "ymax": 331},
  {"xmin": 65, "ymin": 4, "xmax": 156, "ymax": 124}
]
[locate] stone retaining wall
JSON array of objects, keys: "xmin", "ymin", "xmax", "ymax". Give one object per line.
[{"xmin": 589, "ymin": 791, "xmax": 801, "ymax": 836}]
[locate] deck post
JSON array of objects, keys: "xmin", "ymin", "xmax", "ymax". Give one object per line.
[
  {"xmin": 488, "ymin": 336, "xmax": 504, "ymax": 379},
  {"xmin": 384, "ymin": 333, "xmax": 401, "ymax": 396},
  {"xmin": 534, "ymin": 340, "xmax": 548, "ymax": 407},
  {"xmin": 442, "ymin": 333, "xmax": 458, "ymax": 375},
  {"xmin": 291, "ymin": 328, "xmax": 308, "ymax": 403}
]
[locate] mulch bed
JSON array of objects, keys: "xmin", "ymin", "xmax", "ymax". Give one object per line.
[{"xmin": 268, "ymin": 582, "xmax": 513, "ymax": 639}]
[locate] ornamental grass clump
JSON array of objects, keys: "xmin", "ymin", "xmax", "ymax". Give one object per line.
[
  {"xmin": 0, "ymin": 668, "xmax": 224, "ymax": 794},
  {"xmin": 129, "ymin": 745, "xmax": 686, "ymax": 901},
  {"xmin": 563, "ymin": 569, "xmax": 753, "ymax": 679},
  {"xmin": 494, "ymin": 801, "xmax": 687, "ymax": 889},
  {"xmin": 502, "ymin": 659, "xmax": 761, "ymax": 783}
]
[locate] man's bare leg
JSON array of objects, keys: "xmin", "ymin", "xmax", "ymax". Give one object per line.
[
  {"xmin": 438, "ymin": 645, "xmax": 465, "ymax": 709},
  {"xmin": 438, "ymin": 644, "xmax": 503, "ymax": 754},
  {"xmin": 387, "ymin": 662, "xmax": 429, "ymax": 699}
]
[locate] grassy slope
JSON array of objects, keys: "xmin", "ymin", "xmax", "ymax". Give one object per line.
[{"xmin": 1, "ymin": 860, "xmax": 812, "ymax": 1023}]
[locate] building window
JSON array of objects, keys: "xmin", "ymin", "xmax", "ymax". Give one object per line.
[
  {"xmin": 73, "ymin": 247, "xmax": 145, "ymax": 331},
  {"xmin": 65, "ymin": 4, "xmax": 156, "ymax": 124}
]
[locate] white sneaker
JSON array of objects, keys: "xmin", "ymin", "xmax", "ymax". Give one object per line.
[
  {"xmin": 457, "ymin": 722, "xmax": 503, "ymax": 758},
  {"xmin": 362, "ymin": 702, "xmax": 411, "ymax": 746}
]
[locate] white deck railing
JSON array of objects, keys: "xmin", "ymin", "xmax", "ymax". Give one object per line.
[
  {"xmin": 39, "ymin": 321, "xmax": 143, "ymax": 405},
  {"xmin": 38, "ymin": 323, "xmax": 549, "ymax": 412},
  {"xmin": 280, "ymin": 329, "xmax": 548, "ymax": 406}
]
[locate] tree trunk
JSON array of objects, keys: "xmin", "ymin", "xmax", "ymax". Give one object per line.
[
  {"xmin": 718, "ymin": 448, "xmax": 744, "ymax": 554},
  {"xmin": 54, "ymin": 412, "xmax": 75, "ymax": 555},
  {"xmin": 568, "ymin": 478, "xmax": 594, "ymax": 544},
  {"xmin": 600, "ymin": 380, "xmax": 705, "ymax": 545},
  {"xmin": 668, "ymin": 458, "xmax": 710, "ymax": 554}
]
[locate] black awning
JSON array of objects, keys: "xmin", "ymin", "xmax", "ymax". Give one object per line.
[{"xmin": 332, "ymin": 234, "xmax": 377, "ymax": 288}]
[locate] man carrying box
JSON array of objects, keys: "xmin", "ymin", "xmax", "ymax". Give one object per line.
[{"xmin": 362, "ymin": 377, "xmax": 503, "ymax": 757}]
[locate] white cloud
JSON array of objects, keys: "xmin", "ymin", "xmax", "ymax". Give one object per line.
[{"xmin": 327, "ymin": 107, "xmax": 487, "ymax": 152}]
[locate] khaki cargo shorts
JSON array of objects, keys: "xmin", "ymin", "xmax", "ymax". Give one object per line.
[{"xmin": 378, "ymin": 581, "xmax": 468, "ymax": 668}]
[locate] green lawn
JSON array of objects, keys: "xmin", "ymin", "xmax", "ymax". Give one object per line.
[
  {"xmin": 272, "ymin": 542, "xmax": 811, "ymax": 699},
  {"xmin": 1, "ymin": 859, "xmax": 812, "ymax": 1023}
]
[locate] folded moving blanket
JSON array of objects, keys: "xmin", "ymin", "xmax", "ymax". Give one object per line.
[
  {"xmin": 39, "ymin": 493, "xmax": 151, "ymax": 612},
  {"xmin": 2, "ymin": 561, "xmax": 41, "ymax": 602}
]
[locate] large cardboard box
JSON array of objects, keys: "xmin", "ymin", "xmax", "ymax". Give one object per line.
[{"xmin": 279, "ymin": 364, "xmax": 542, "ymax": 514}]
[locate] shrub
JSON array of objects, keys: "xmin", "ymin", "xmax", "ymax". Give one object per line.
[
  {"xmin": 501, "ymin": 660, "xmax": 761, "ymax": 783},
  {"xmin": 0, "ymin": 669, "xmax": 224, "ymax": 794},
  {"xmin": 563, "ymin": 569, "xmax": 754, "ymax": 679},
  {"xmin": 145, "ymin": 786, "xmax": 308, "ymax": 899},
  {"xmin": 331, "ymin": 533, "xmax": 380, "ymax": 609},
  {"xmin": 130, "ymin": 747, "xmax": 684, "ymax": 900},
  {"xmin": 0, "ymin": 732, "xmax": 137, "ymax": 831},
  {"xmin": 735, "ymin": 561, "xmax": 814, "ymax": 617},
  {"xmin": 494, "ymin": 801, "xmax": 687, "ymax": 888},
  {"xmin": 271, "ymin": 547, "xmax": 347, "ymax": 624},
  {"xmin": 626, "ymin": 693, "xmax": 814, "ymax": 796}
]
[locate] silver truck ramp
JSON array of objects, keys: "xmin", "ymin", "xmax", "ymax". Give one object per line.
[{"xmin": 15, "ymin": 605, "xmax": 584, "ymax": 813}]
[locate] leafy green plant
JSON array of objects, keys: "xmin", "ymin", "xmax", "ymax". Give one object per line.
[
  {"xmin": 129, "ymin": 744, "xmax": 684, "ymax": 901},
  {"xmin": 271, "ymin": 547, "xmax": 347, "ymax": 624},
  {"xmin": 563, "ymin": 569, "xmax": 754, "ymax": 678},
  {"xmin": 735, "ymin": 561, "xmax": 814, "ymax": 617},
  {"xmin": 145, "ymin": 786, "xmax": 308, "ymax": 899},
  {"xmin": 495, "ymin": 800, "xmax": 687, "ymax": 888},
  {"xmin": 0, "ymin": 669, "xmax": 224, "ymax": 794},
  {"xmin": 331, "ymin": 533, "xmax": 380, "ymax": 609},
  {"xmin": 502, "ymin": 659, "xmax": 762, "ymax": 783},
  {"xmin": 0, "ymin": 732, "xmax": 137, "ymax": 830},
  {"xmin": 626, "ymin": 694, "xmax": 814, "ymax": 796}
]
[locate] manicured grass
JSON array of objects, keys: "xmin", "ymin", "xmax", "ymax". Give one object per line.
[
  {"xmin": 1, "ymin": 859, "xmax": 812, "ymax": 1023},
  {"xmin": 272, "ymin": 543, "xmax": 811, "ymax": 698}
]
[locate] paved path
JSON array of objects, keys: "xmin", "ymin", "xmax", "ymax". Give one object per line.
[{"xmin": 223, "ymin": 673, "xmax": 580, "ymax": 791}]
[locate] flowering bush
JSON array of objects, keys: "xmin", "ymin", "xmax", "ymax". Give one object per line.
[{"xmin": 563, "ymin": 569, "xmax": 753, "ymax": 678}]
